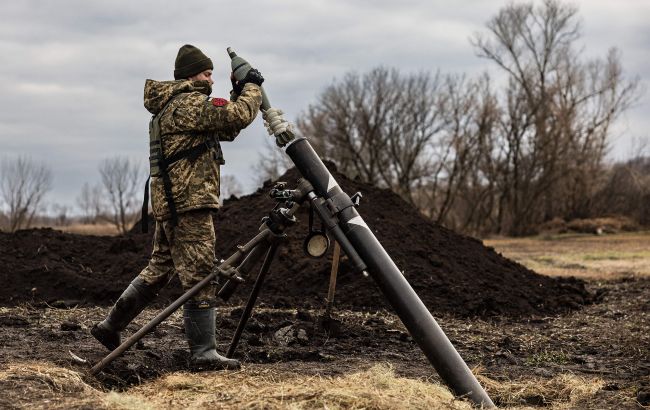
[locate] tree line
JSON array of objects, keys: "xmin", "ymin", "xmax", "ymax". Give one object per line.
[
  {"xmin": 292, "ymin": 0, "xmax": 644, "ymax": 235},
  {"xmin": 0, "ymin": 156, "xmax": 141, "ymax": 234},
  {"xmin": 1, "ymin": 1, "xmax": 646, "ymax": 237},
  {"xmin": 0, "ymin": 155, "xmax": 244, "ymax": 234}
]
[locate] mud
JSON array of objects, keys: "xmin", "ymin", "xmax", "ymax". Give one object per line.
[
  {"xmin": 0, "ymin": 165, "xmax": 591, "ymax": 318},
  {"xmin": 0, "ymin": 276, "xmax": 647, "ymax": 408}
]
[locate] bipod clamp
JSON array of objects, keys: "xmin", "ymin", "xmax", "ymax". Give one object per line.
[
  {"xmin": 218, "ymin": 187, "xmax": 299, "ymax": 302},
  {"xmin": 213, "ymin": 263, "xmax": 244, "ymax": 283},
  {"xmin": 263, "ymin": 205, "xmax": 297, "ymax": 236},
  {"xmin": 269, "ymin": 181, "xmax": 293, "ymax": 201}
]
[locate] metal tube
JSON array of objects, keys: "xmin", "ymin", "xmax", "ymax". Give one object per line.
[
  {"xmin": 285, "ymin": 138, "xmax": 495, "ymax": 407},
  {"xmin": 227, "ymin": 47, "xmax": 494, "ymax": 407}
]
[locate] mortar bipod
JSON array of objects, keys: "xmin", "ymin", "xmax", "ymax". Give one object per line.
[{"xmin": 90, "ymin": 183, "xmax": 301, "ymax": 376}]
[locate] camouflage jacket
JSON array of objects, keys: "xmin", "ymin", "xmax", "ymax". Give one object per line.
[{"xmin": 143, "ymin": 79, "xmax": 262, "ymax": 220}]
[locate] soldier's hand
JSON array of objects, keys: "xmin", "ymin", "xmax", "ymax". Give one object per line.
[
  {"xmin": 241, "ymin": 68, "xmax": 264, "ymax": 87},
  {"xmin": 233, "ymin": 69, "xmax": 263, "ymax": 95}
]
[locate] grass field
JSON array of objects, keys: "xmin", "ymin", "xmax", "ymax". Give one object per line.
[
  {"xmin": 51, "ymin": 223, "xmax": 122, "ymax": 236},
  {"xmin": 484, "ymin": 231, "xmax": 650, "ymax": 279}
]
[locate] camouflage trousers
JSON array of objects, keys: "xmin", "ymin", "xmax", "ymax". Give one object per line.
[{"xmin": 138, "ymin": 209, "xmax": 217, "ymax": 305}]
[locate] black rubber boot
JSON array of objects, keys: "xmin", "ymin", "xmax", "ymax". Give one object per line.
[
  {"xmin": 91, "ymin": 277, "xmax": 157, "ymax": 351},
  {"xmin": 184, "ymin": 305, "xmax": 240, "ymax": 370}
]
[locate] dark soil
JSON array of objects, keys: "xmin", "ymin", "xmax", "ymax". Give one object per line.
[
  {"xmin": 0, "ymin": 276, "xmax": 647, "ymax": 408},
  {"xmin": 0, "ymin": 164, "xmax": 591, "ymax": 318}
]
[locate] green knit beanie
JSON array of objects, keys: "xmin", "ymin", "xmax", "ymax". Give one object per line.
[{"xmin": 174, "ymin": 44, "xmax": 213, "ymax": 80}]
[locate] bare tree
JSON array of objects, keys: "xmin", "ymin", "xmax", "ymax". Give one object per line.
[
  {"xmin": 472, "ymin": 0, "xmax": 639, "ymax": 235},
  {"xmin": 99, "ymin": 157, "xmax": 141, "ymax": 234},
  {"xmin": 253, "ymin": 138, "xmax": 293, "ymax": 185},
  {"xmin": 0, "ymin": 156, "xmax": 53, "ymax": 232},
  {"xmin": 76, "ymin": 182, "xmax": 105, "ymax": 223},
  {"xmin": 50, "ymin": 203, "xmax": 72, "ymax": 227},
  {"xmin": 298, "ymin": 67, "xmax": 448, "ymax": 204},
  {"xmin": 413, "ymin": 74, "xmax": 499, "ymax": 231},
  {"xmin": 297, "ymin": 68, "xmax": 502, "ymax": 233},
  {"xmin": 294, "ymin": 1, "xmax": 639, "ymax": 236}
]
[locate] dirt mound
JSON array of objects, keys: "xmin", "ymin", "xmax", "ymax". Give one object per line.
[
  {"xmin": 0, "ymin": 165, "xmax": 592, "ymax": 317},
  {"xmin": 0, "ymin": 228, "xmax": 150, "ymax": 306}
]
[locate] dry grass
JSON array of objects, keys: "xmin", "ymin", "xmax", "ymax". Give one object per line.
[
  {"xmin": 484, "ymin": 231, "xmax": 650, "ymax": 279},
  {"xmin": 0, "ymin": 362, "xmax": 105, "ymax": 409},
  {"xmin": 52, "ymin": 223, "xmax": 121, "ymax": 236},
  {"xmin": 0, "ymin": 362, "xmax": 471, "ymax": 410},
  {"xmin": 0, "ymin": 362, "xmax": 476, "ymax": 409},
  {"xmin": 481, "ymin": 373, "xmax": 604, "ymax": 409},
  {"xmin": 122, "ymin": 363, "xmax": 471, "ymax": 409},
  {"xmin": 0, "ymin": 361, "xmax": 630, "ymax": 409}
]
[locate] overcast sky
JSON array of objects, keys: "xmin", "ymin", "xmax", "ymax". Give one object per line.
[{"xmin": 0, "ymin": 0, "xmax": 648, "ymax": 212}]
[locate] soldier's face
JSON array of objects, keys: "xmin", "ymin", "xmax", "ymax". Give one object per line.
[{"xmin": 189, "ymin": 69, "xmax": 214, "ymax": 86}]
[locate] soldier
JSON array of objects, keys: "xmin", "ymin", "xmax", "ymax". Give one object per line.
[{"xmin": 91, "ymin": 44, "xmax": 263, "ymax": 370}]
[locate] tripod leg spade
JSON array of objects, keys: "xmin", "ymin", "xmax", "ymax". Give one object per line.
[{"xmin": 325, "ymin": 242, "xmax": 341, "ymax": 317}]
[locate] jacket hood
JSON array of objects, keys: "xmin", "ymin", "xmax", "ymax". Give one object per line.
[{"xmin": 143, "ymin": 79, "xmax": 211, "ymax": 114}]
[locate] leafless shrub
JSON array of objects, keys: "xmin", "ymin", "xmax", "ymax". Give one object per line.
[
  {"xmin": 253, "ymin": 138, "xmax": 293, "ymax": 186},
  {"xmin": 593, "ymin": 156, "xmax": 650, "ymax": 225},
  {"xmin": 0, "ymin": 156, "xmax": 52, "ymax": 232},
  {"xmin": 98, "ymin": 157, "xmax": 142, "ymax": 234},
  {"xmin": 76, "ymin": 182, "xmax": 104, "ymax": 224},
  {"xmin": 50, "ymin": 203, "xmax": 72, "ymax": 227}
]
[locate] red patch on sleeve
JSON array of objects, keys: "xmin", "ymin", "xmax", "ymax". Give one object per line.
[{"xmin": 211, "ymin": 97, "xmax": 229, "ymax": 107}]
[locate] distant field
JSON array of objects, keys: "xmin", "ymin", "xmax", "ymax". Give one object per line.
[
  {"xmin": 50, "ymin": 223, "xmax": 121, "ymax": 236},
  {"xmin": 484, "ymin": 231, "xmax": 650, "ymax": 279}
]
